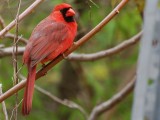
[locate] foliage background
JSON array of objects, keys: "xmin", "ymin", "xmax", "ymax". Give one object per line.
[{"xmin": 0, "ymin": 0, "xmax": 142, "ymax": 120}]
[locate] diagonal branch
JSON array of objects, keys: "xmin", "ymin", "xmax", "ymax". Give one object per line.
[
  {"xmin": 0, "ymin": 0, "xmax": 45, "ymax": 38},
  {"xmin": 0, "ymin": 0, "xmax": 129, "ymax": 103},
  {"xmin": 88, "ymin": 76, "xmax": 136, "ymax": 120},
  {"xmin": 0, "ymin": 16, "xmax": 28, "ymax": 44},
  {"xmin": 35, "ymin": 85, "xmax": 88, "ymax": 118},
  {"xmin": 18, "ymin": 73, "xmax": 88, "ymax": 118}
]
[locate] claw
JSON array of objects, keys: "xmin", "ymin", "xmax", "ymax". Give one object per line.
[
  {"xmin": 42, "ymin": 72, "xmax": 47, "ymax": 76},
  {"xmin": 44, "ymin": 72, "xmax": 47, "ymax": 75}
]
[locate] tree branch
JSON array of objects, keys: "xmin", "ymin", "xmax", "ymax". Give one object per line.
[
  {"xmin": 0, "ymin": 47, "xmax": 25, "ymax": 58},
  {"xmin": 35, "ymin": 85, "xmax": 88, "ymax": 118},
  {"xmin": 88, "ymin": 76, "xmax": 136, "ymax": 120},
  {"xmin": 68, "ymin": 31, "xmax": 142, "ymax": 61},
  {"xmin": 0, "ymin": 0, "xmax": 129, "ymax": 103},
  {"xmin": 0, "ymin": 30, "xmax": 140, "ymax": 59},
  {"xmin": 0, "ymin": 0, "xmax": 44, "ymax": 38}
]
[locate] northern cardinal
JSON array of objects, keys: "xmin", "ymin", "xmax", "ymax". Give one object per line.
[{"xmin": 22, "ymin": 3, "xmax": 77, "ymax": 115}]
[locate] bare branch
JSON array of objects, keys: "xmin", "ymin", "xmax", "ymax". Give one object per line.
[
  {"xmin": 0, "ymin": 31, "xmax": 141, "ymax": 60},
  {"xmin": 35, "ymin": 85, "xmax": 88, "ymax": 118},
  {"xmin": 0, "ymin": 47, "xmax": 25, "ymax": 58},
  {"xmin": 18, "ymin": 72, "xmax": 88, "ymax": 118},
  {"xmin": 68, "ymin": 31, "xmax": 142, "ymax": 61},
  {"xmin": 88, "ymin": 76, "xmax": 136, "ymax": 120},
  {"xmin": 0, "ymin": 0, "xmax": 129, "ymax": 103},
  {"xmin": 0, "ymin": 0, "xmax": 44, "ymax": 38},
  {"xmin": 0, "ymin": 30, "xmax": 140, "ymax": 60},
  {"xmin": 0, "ymin": 44, "xmax": 4, "ymax": 48},
  {"xmin": 0, "ymin": 84, "xmax": 8, "ymax": 120}
]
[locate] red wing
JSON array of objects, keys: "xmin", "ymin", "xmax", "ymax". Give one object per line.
[{"xmin": 26, "ymin": 18, "xmax": 69, "ymax": 67}]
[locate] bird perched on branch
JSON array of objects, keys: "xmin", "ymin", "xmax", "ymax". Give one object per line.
[{"xmin": 22, "ymin": 3, "xmax": 77, "ymax": 115}]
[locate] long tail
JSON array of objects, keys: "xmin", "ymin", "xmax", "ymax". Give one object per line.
[{"xmin": 22, "ymin": 61, "xmax": 36, "ymax": 115}]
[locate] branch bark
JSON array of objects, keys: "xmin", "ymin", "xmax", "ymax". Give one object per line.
[{"xmin": 0, "ymin": 0, "xmax": 129, "ymax": 103}]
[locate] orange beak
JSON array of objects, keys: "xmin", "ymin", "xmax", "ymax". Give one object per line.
[{"xmin": 66, "ymin": 8, "xmax": 75, "ymax": 17}]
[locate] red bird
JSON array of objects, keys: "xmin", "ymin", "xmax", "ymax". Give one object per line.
[{"xmin": 22, "ymin": 3, "xmax": 77, "ymax": 115}]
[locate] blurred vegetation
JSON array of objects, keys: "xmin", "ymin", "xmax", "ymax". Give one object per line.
[{"xmin": 0, "ymin": 0, "xmax": 142, "ymax": 120}]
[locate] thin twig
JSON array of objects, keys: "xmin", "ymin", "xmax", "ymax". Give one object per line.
[
  {"xmin": 9, "ymin": 99, "xmax": 23, "ymax": 120},
  {"xmin": 0, "ymin": 0, "xmax": 45, "ymax": 38},
  {"xmin": 88, "ymin": 76, "xmax": 136, "ymax": 120},
  {"xmin": 0, "ymin": 16, "xmax": 5, "ymax": 29},
  {"xmin": 0, "ymin": 84, "xmax": 8, "ymax": 120},
  {"xmin": 0, "ymin": 0, "xmax": 129, "ymax": 103},
  {"xmin": 12, "ymin": 1, "xmax": 21, "ymax": 119}
]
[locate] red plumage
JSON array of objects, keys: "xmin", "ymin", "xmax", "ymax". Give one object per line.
[{"xmin": 22, "ymin": 3, "xmax": 77, "ymax": 115}]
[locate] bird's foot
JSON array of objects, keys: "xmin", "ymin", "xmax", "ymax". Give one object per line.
[
  {"xmin": 41, "ymin": 63, "xmax": 46, "ymax": 68},
  {"xmin": 42, "ymin": 72, "xmax": 47, "ymax": 76},
  {"xmin": 62, "ymin": 53, "xmax": 68, "ymax": 59},
  {"xmin": 73, "ymin": 42, "xmax": 76, "ymax": 45}
]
